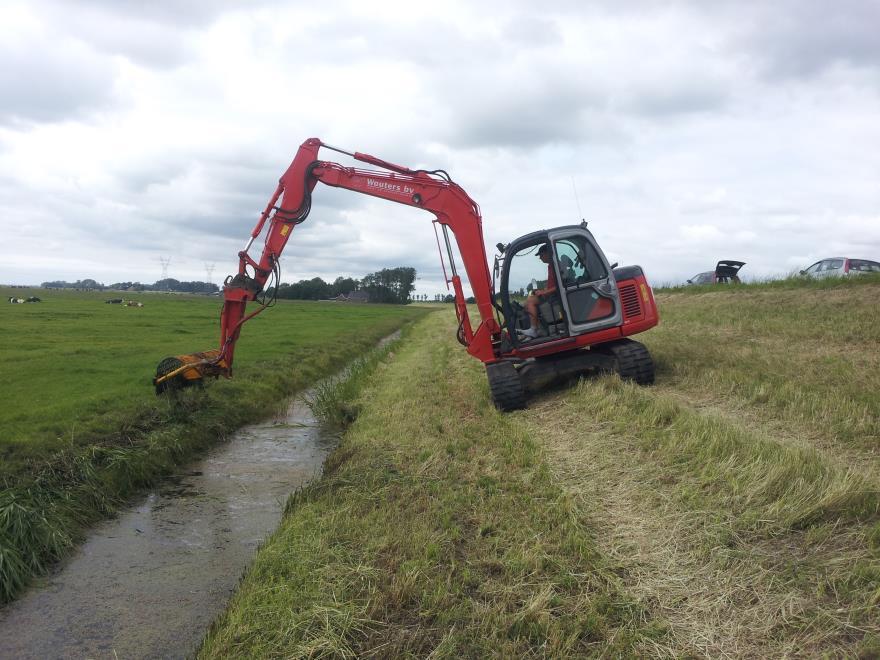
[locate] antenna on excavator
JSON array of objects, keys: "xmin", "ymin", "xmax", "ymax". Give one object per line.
[{"xmin": 571, "ymin": 176, "xmax": 586, "ymax": 225}]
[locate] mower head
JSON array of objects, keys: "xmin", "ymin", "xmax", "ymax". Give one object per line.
[{"xmin": 153, "ymin": 349, "xmax": 228, "ymax": 394}]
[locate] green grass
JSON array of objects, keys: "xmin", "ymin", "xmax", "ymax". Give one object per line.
[
  {"xmin": 200, "ymin": 275, "xmax": 879, "ymax": 657},
  {"xmin": 656, "ymin": 271, "xmax": 880, "ymax": 295},
  {"xmin": 0, "ymin": 287, "xmax": 429, "ymax": 601},
  {"xmin": 648, "ymin": 280, "xmax": 880, "ymax": 449},
  {"xmin": 199, "ymin": 314, "xmax": 666, "ymax": 658},
  {"xmin": 0, "ymin": 288, "xmax": 426, "ymax": 480}
]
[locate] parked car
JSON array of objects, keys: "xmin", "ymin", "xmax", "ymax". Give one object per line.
[
  {"xmin": 800, "ymin": 258, "xmax": 880, "ymax": 278},
  {"xmin": 687, "ymin": 260, "xmax": 745, "ymax": 285}
]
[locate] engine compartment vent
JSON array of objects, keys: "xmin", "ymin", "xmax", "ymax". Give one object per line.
[{"xmin": 619, "ymin": 284, "xmax": 642, "ymax": 319}]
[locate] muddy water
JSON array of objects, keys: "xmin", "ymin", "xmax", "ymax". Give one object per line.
[{"xmin": 0, "ymin": 396, "xmax": 337, "ymax": 659}]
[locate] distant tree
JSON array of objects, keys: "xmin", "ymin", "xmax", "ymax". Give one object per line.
[
  {"xmin": 153, "ymin": 278, "xmax": 180, "ymax": 292},
  {"xmin": 151, "ymin": 278, "xmax": 218, "ymax": 294},
  {"xmin": 330, "ymin": 276, "xmax": 360, "ymax": 298},
  {"xmin": 276, "ymin": 277, "xmax": 330, "ymax": 300},
  {"xmin": 361, "ymin": 267, "xmax": 416, "ymax": 304}
]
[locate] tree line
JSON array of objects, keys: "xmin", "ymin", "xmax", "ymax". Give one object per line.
[
  {"xmin": 274, "ymin": 267, "xmax": 416, "ymax": 304},
  {"xmin": 41, "ymin": 278, "xmax": 219, "ymax": 293},
  {"xmin": 41, "ymin": 266, "xmax": 420, "ymax": 304}
]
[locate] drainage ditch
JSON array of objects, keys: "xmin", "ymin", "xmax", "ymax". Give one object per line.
[{"xmin": 0, "ymin": 373, "xmax": 358, "ymax": 658}]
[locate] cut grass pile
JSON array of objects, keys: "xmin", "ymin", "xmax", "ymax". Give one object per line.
[
  {"xmin": 201, "ymin": 275, "xmax": 879, "ymax": 657},
  {"xmin": 0, "ymin": 287, "xmax": 428, "ymax": 601}
]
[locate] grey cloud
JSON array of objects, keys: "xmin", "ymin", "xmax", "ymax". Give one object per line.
[
  {"xmin": 33, "ymin": 0, "xmax": 197, "ymax": 69},
  {"xmin": 622, "ymin": 83, "xmax": 728, "ymax": 118},
  {"xmin": 41, "ymin": 0, "xmax": 250, "ymax": 29},
  {"xmin": 720, "ymin": 0, "xmax": 880, "ymax": 80},
  {"xmin": 0, "ymin": 42, "xmax": 116, "ymax": 125},
  {"xmin": 502, "ymin": 16, "xmax": 563, "ymax": 48}
]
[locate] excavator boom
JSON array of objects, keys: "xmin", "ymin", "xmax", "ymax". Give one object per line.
[
  {"xmin": 153, "ymin": 137, "xmax": 659, "ymax": 410},
  {"xmin": 154, "ymin": 138, "xmax": 500, "ymax": 392}
]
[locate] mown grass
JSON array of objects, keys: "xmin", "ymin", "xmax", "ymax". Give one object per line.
[
  {"xmin": 650, "ymin": 277, "xmax": 880, "ymax": 452},
  {"xmin": 535, "ymin": 380, "xmax": 880, "ymax": 656},
  {"xmin": 201, "ymin": 275, "xmax": 879, "ymax": 657},
  {"xmin": 0, "ymin": 287, "xmax": 429, "ymax": 602},
  {"xmin": 537, "ymin": 275, "xmax": 880, "ymax": 656},
  {"xmin": 199, "ymin": 316, "xmax": 667, "ymax": 657},
  {"xmin": 305, "ymin": 335, "xmax": 402, "ymax": 430}
]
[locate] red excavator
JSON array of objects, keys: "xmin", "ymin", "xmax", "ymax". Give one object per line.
[{"xmin": 153, "ymin": 138, "xmax": 659, "ymax": 410}]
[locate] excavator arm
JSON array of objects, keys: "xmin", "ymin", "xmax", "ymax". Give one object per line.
[{"xmin": 154, "ymin": 138, "xmax": 501, "ymax": 392}]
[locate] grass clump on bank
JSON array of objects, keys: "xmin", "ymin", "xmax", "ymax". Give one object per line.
[
  {"xmin": 200, "ymin": 317, "xmax": 665, "ymax": 657},
  {"xmin": 0, "ymin": 288, "xmax": 428, "ymax": 602},
  {"xmin": 305, "ymin": 333, "xmax": 402, "ymax": 429}
]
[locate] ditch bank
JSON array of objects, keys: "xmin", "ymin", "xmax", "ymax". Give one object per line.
[
  {"xmin": 0, "ymin": 314, "xmax": 426, "ymax": 604},
  {"xmin": 0, "ymin": 332, "xmax": 402, "ymax": 658}
]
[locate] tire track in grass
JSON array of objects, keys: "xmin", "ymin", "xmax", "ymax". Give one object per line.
[{"xmin": 530, "ymin": 379, "xmax": 880, "ymax": 658}]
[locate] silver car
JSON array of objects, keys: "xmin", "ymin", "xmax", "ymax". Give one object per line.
[{"xmin": 800, "ymin": 258, "xmax": 880, "ymax": 278}]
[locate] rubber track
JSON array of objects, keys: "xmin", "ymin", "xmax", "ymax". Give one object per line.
[
  {"xmin": 486, "ymin": 361, "xmax": 527, "ymax": 411},
  {"xmin": 606, "ymin": 339, "xmax": 655, "ymax": 385}
]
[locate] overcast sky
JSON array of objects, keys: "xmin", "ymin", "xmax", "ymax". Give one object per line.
[{"xmin": 1, "ymin": 0, "xmax": 878, "ymax": 295}]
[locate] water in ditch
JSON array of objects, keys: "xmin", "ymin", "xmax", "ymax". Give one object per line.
[{"xmin": 0, "ymin": 393, "xmax": 338, "ymax": 659}]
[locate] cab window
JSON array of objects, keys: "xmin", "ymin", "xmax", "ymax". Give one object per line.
[
  {"xmin": 554, "ymin": 236, "xmax": 607, "ymax": 287},
  {"xmin": 507, "ymin": 244, "xmax": 551, "ymax": 298}
]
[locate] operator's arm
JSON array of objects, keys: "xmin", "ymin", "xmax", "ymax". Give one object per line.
[{"xmin": 532, "ymin": 265, "xmax": 558, "ymax": 298}]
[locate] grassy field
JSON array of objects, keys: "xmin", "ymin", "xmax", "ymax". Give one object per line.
[
  {"xmin": 200, "ymin": 276, "xmax": 879, "ymax": 657},
  {"xmin": 0, "ymin": 287, "xmax": 429, "ymax": 600},
  {"xmin": 0, "ymin": 288, "xmax": 426, "ymax": 478}
]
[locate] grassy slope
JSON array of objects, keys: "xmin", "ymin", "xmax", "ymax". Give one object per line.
[
  {"xmin": 201, "ymin": 277, "xmax": 879, "ymax": 657},
  {"xmin": 200, "ymin": 319, "xmax": 662, "ymax": 657},
  {"xmin": 536, "ymin": 278, "xmax": 880, "ymax": 656},
  {"xmin": 0, "ymin": 287, "xmax": 428, "ymax": 601},
  {"xmin": 0, "ymin": 288, "xmax": 425, "ymax": 480}
]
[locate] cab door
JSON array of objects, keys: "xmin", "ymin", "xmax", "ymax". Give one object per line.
[{"xmin": 547, "ymin": 228, "xmax": 623, "ymax": 335}]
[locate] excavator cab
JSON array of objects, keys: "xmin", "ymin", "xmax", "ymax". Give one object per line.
[
  {"xmin": 485, "ymin": 222, "xmax": 658, "ymax": 411},
  {"xmin": 498, "ymin": 224, "xmax": 623, "ymax": 346}
]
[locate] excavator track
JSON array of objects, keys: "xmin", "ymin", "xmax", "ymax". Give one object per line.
[{"xmin": 486, "ymin": 361, "xmax": 527, "ymax": 411}]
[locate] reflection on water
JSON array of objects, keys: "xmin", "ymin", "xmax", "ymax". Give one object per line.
[{"xmin": 0, "ymin": 397, "xmax": 337, "ymax": 659}]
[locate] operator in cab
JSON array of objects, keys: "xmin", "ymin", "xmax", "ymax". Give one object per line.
[{"xmin": 520, "ymin": 243, "xmax": 558, "ymax": 339}]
